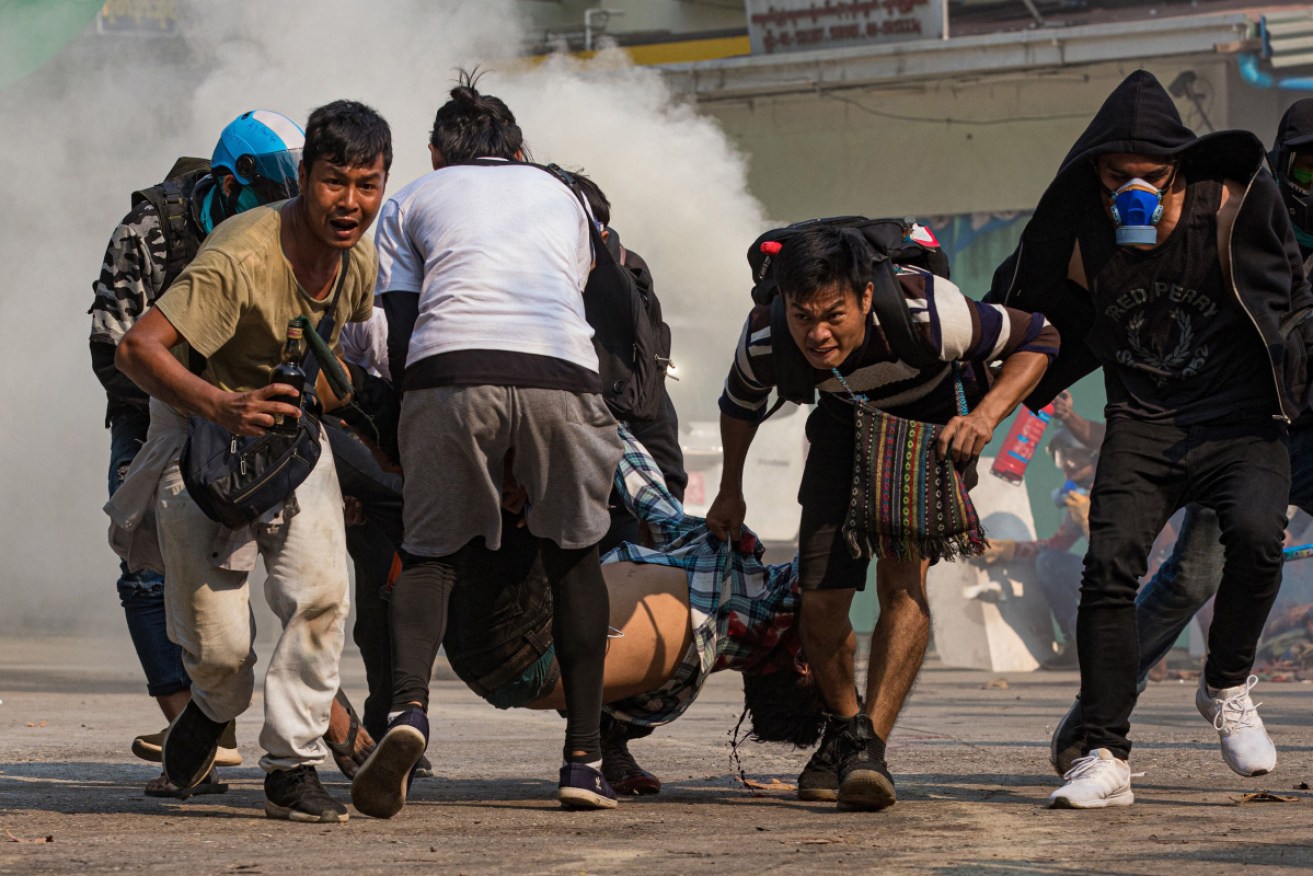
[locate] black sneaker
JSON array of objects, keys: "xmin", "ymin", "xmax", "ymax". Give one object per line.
[
  {"xmin": 350, "ymin": 708, "xmax": 428, "ymax": 819},
  {"xmin": 797, "ymin": 715, "xmax": 846, "ymax": 802},
  {"xmin": 162, "ymin": 701, "xmax": 230, "ymax": 791},
  {"xmin": 601, "ymin": 718, "xmax": 660, "ymax": 796},
  {"xmin": 558, "ymin": 762, "xmax": 618, "ymax": 810},
  {"xmin": 1050, "ymin": 696, "xmax": 1084, "ymax": 776},
  {"xmin": 835, "ymin": 714, "xmax": 896, "ymax": 811},
  {"xmin": 265, "ymin": 765, "xmax": 349, "ymax": 824}
]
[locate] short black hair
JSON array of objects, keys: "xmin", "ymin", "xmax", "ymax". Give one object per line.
[
  {"xmin": 776, "ymin": 225, "xmax": 874, "ymax": 305},
  {"xmin": 740, "ymin": 662, "xmax": 826, "ymax": 748},
  {"xmin": 430, "ymin": 68, "xmax": 525, "ymax": 164},
  {"xmin": 303, "ymin": 100, "xmax": 393, "ymax": 174}
]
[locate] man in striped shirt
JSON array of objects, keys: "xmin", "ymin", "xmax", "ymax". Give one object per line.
[{"xmin": 707, "ymin": 226, "xmax": 1058, "ymax": 811}]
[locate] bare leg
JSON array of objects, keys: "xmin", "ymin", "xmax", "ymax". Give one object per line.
[
  {"xmin": 800, "ymin": 588, "xmax": 861, "ymax": 718},
  {"xmin": 863, "ymin": 557, "xmax": 931, "ymax": 739},
  {"xmin": 156, "ymin": 690, "xmax": 190, "ymax": 722}
]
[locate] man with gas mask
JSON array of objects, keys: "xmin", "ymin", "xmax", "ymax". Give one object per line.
[
  {"xmin": 989, "ymin": 71, "xmax": 1313, "ymax": 809},
  {"xmin": 90, "ymin": 110, "xmax": 304, "ymax": 796},
  {"xmin": 1046, "ymin": 96, "xmax": 1313, "ymax": 784}
]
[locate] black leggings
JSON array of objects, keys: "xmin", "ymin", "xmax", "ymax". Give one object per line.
[{"xmin": 390, "ymin": 539, "xmax": 610, "ymax": 763}]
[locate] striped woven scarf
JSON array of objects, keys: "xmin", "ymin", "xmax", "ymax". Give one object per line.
[{"xmin": 841, "ymin": 400, "xmax": 987, "ymax": 562}]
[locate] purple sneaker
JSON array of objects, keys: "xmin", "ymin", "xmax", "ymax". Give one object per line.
[
  {"xmin": 558, "ymin": 762, "xmax": 618, "ymax": 810},
  {"xmin": 350, "ymin": 709, "xmax": 428, "ymax": 819}
]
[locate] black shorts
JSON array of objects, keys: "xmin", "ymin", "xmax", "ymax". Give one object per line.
[{"xmin": 796, "ymin": 395, "xmax": 977, "ymax": 591}]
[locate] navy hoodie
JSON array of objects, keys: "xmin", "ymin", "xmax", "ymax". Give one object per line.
[{"xmin": 988, "ymin": 71, "xmax": 1313, "ymax": 419}]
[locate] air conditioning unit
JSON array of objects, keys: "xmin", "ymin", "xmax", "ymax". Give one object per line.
[{"xmin": 1262, "ymin": 11, "xmax": 1313, "ymax": 70}]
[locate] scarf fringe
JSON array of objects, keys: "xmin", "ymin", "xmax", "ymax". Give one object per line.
[{"xmin": 844, "ymin": 523, "xmax": 989, "ymax": 564}]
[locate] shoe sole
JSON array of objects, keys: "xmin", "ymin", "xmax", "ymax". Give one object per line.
[
  {"xmin": 265, "ymin": 800, "xmax": 349, "ymax": 823},
  {"xmin": 143, "ymin": 776, "xmax": 229, "ymax": 799},
  {"xmin": 139, "ymin": 740, "xmax": 239, "ymax": 767},
  {"xmin": 162, "ymin": 730, "xmax": 220, "ymax": 792},
  {"xmin": 213, "ymin": 747, "xmax": 243, "ymax": 768},
  {"xmin": 1048, "ymin": 789, "xmax": 1134, "ymax": 809},
  {"xmin": 797, "ymin": 787, "xmax": 839, "ymax": 802},
  {"xmin": 132, "ymin": 737, "xmax": 163, "ymax": 764},
  {"xmin": 350, "ymin": 726, "xmax": 426, "ymax": 819},
  {"xmin": 1225, "ymin": 758, "xmax": 1274, "ymax": 778},
  {"xmin": 559, "ymin": 787, "xmax": 619, "ymax": 810},
  {"xmin": 836, "ymin": 769, "xmax": 897, "ymax": 812}
]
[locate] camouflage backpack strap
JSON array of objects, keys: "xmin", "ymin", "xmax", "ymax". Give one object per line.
[{"xmin": 131, "ymin": 161, "xmax": 209, "ymax": 293}]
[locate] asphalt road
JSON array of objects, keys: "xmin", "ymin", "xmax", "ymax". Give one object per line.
[{"xmin": 3, "ymin": 635, "xmax": 1313, "ymax": 874}]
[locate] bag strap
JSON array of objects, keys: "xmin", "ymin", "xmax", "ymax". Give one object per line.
[
  {"xmin": 300, "ymin": 251, "xmax": 352, "ymax": 398},
  {"xmin": 455, "ymin": 158, "xmax": 616, "ymax": 276},
  {"xmin": 868, "ymin": 260, "xmax": 939, "ymax": 371},
  {"xmin": 830, "ymin": 364, "xmax": 969, "ymax": 418}
]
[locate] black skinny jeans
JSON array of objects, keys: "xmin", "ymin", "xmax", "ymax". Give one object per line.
[{"xmin": 1078, "ymin": 416, "xmax": 1289, "ymax": 760}]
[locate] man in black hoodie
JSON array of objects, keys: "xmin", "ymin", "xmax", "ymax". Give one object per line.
[
  {"xmin": 1047, "ymin": 98, "xmax": 1313, "ymax": 781},
  {"xmin": 989, "ymin": 71, "xmax": 1313, "ymax": 809}
]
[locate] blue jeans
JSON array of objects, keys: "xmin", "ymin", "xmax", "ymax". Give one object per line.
[
  {"xmin": 110, "ymin": 411, "xmax": 189, "ymax": 697},
  {"xmin": 1036, "ymin": 548, "xmax": 1083, "ymax": 642},
  {"xmin": 1131, "ymin": 423, "xmax": 1313, "ymax": 691}
]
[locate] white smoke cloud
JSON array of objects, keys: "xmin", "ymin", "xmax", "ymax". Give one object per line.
[{"xmin": 0, "ymin": 0, "xmax": 766, "ymax": 631}]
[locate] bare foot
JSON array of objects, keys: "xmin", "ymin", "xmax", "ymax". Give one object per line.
[{"xmin": 144, "ymin": 771, "xmax": 173, "ymax": 795}]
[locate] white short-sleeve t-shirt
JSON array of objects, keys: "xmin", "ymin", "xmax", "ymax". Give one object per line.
[{"xmin": 374, "ymin": 161, "xmax": 597, "ymax": 374}]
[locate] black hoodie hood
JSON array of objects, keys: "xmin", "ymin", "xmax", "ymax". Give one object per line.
[
  {"xmin": 1270, "ymin": 98, "xmax": 1313, "ymax": 176},
  {"xmin": 1038, "ymin": 71, "xmax": 1265, "ymax": 215},
  {"xmin": 1059, "ymin": 70, "xmax": 1196, "ymax": 169}
]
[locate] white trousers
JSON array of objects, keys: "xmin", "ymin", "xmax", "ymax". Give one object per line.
[{"xmin": 155, "ymin": 438, "xmax": 350, "ymax": 772}]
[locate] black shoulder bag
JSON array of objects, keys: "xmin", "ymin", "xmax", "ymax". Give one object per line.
[{"xmin": 180, "ymin": 252, "xmax": 349, "ymax": 529}]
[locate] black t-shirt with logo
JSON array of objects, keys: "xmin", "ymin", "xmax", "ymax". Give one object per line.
[{"xmin": 1082, "ymin": 178, "xmax": 1274, "ymax": 425}]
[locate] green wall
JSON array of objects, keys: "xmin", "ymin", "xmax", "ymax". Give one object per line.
[{"xmin": 0, "ymin": 0, "xmax": 102, "ymax": 91}]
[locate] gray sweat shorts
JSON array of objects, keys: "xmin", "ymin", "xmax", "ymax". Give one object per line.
[{"xmin": 399, "ymin": 385, "xmax": 623, "ymax": 557}]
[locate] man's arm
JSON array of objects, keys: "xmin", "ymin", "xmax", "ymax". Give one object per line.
[
  {"xmin": 938, "ymin": 350, "xmax": 1049, "ymax": 463},
  {"xmin": 1051, "ymin": 390, "xmax": 1106, "ymax": 448},
  {"xmin": 706, "ymin": 412, "xmax": 758, "ymax": 542},
  {"xmin": 116, "ymin": 308, "xmax": 301, "ymax": 437},
  {"xmin": 381, "ymin": 291, "xmax": 418, "ymax": 391}
]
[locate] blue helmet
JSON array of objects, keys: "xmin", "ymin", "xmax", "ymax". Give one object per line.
[{"xmin": 211, "ymin": 110, "xmax": 305, "ymax": 205}]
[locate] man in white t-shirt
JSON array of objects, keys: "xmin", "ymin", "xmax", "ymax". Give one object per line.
[{"xmin": 350, "ymin": 74, "xmax": 622, "ymax": 818}]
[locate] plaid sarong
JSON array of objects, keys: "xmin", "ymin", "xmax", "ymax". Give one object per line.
[{"xmin": 840, "ymin": 391, "xmax": 987, "ymax": 563}]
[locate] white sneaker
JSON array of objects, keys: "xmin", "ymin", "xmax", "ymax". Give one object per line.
[
  {"xmin": 1195, "ymin": 674, "xmax": 1276, "ymax": 777},
  {"xmin": 1047, "ymin": 748, "xmax": 1134, "ymax": 809}
]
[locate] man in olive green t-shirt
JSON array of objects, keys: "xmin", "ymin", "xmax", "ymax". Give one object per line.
[{"xmin": 117, "ymin": 101, "xmax": 391, "ymax": 824}]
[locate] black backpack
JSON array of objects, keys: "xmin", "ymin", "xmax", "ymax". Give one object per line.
[
  {"xmin": 577, "ymin": 209, "xmax": 672, "ymax": 425},
  {"xmin": 747, "ymin": 216, "xmax": 950, "ymax": 412},
  {"xmin": 462, "ymin": 159, "xmax": 672, "ymax": 424},
  {"xmin": 131, "ymin": 156, "xmax": 211, "ymax": 293}
]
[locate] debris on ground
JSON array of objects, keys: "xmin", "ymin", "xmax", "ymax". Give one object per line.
[
  {"xmin": 1232, "ymin": 791, "xmax": 1299, "ymax": 805},
  {"xmin": 4, "ymin": 830, "xmax": 53, "ymax": 843},
  {"xmin": 742, "ymin": 777, "xmax": 795, "ymax": 793},
  {"xmin": 981, "ymin": 678, "xmax": 1009, "ymax": 690},
  {"xmin": 24, "ymin": 720, "xmax": 46, "ymax": 728},
  {"xmin": 1296, "ymin": 782, "xmax": 1310, "ymax": 791}
]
